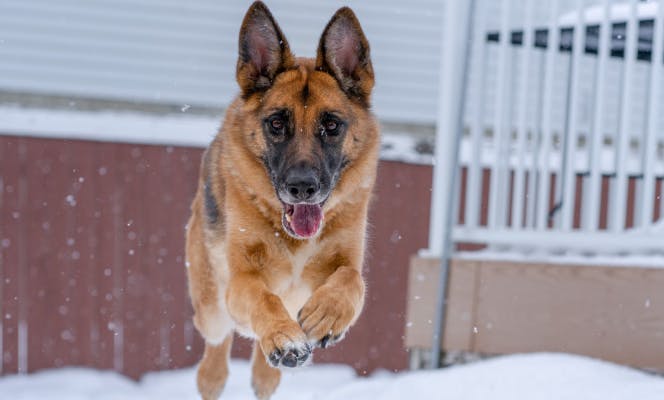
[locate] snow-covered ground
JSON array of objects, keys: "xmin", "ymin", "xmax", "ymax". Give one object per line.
[{"xmin": 1, "ymin": 353, "xmax": 662, "ymax": 400}]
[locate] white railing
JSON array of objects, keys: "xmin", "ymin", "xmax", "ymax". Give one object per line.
[{"xmin": 429, "ymin": 0, "xmax": 664, "ymax": 256}]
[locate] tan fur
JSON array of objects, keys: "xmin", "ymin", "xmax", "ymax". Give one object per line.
[
  {"xmin": 186, "ymin": 2, "xmax": 379, "ymax": 399},
  {"xmin": 250, "ymin": 342, "xmax": 281, "ymax": 400}
]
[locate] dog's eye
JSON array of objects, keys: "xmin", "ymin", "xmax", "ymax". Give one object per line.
[
  {"xmin": 269, "ymin": 117, "xmax": 285, "ymax": 135},
  {"xmin": 321, "ymin": 119, "xmax": 340, "ymax": 136}
]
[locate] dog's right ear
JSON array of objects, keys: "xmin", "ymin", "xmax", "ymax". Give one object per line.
[{"xmin": 236, "ymin": 1, "xmax": 294, "ymax": 96}]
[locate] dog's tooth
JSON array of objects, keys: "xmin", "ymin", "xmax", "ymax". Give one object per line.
[{"xmin": 285, "ymin": 213, "xmax": 292, "ymax": 223}]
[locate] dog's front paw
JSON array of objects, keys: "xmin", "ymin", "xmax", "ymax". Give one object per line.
[
  {"xmin": 260, "ymin": 320, "xmax": 312, "ymax": 368},
  {"xmin": 297, "ymin": 288, "xmax": 355, "ymax": 349}
]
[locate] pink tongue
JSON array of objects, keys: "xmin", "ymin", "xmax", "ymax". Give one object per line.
[{"xmin": 291, "ymin": 204, "xmax": 323, "ymax": 238}]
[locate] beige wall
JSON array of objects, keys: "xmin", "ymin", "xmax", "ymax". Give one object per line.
[{"xmin": 406, "ymin": 257, "xmax": 664, "ymax": 371}]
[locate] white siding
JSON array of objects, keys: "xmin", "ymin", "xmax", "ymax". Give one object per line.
[
  {"xmin": 0, "ymin": 0, "xmax": 443, "ymax": 125},
  {"xmin": 1, "ymin": 0, "xmax": 657, "ymax": 131}
]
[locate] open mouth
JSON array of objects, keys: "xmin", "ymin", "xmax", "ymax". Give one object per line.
[{"xmin": 281, "ymin": 202, "xmax": 324, "ymax": 239}]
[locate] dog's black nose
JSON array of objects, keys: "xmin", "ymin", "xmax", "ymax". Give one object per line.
[{"xmin": 285, "ymin": 170, "xmax": 320, "ymax": 202}]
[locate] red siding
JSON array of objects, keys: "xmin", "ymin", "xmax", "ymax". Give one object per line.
[
  {"xmin": 0, "ymin": 135, "xmax": 432, "ymax": 378},
  {"xmin": 1, "ymin": 134, "xmax": 657, "ymax": 378}
]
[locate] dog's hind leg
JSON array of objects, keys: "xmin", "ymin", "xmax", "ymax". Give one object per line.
[
  {"xmin": 197, "ymin": 334, "xmax": 233, "ymax": 400},
  {"xmin": 251, "ymin": 341, "xmax": 281, "ymax": 400},
  {"xmin": 187, "ymin": 195, "xmax": 235, "ymax": 399},
  {"xmin": 188, "ymin": 273, "xmax": 234, "ymax": 398}
]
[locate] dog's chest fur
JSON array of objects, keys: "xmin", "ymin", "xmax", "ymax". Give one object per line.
[
  {"xmin": 278, "ymin": 239, "xmax": 319, "ymax": 319},
  {"xmin": 211, "ymin": 236, "xmax": 320, "ymax": 321}
]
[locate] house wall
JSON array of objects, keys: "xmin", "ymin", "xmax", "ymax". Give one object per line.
[
  {"xmin": 0, "ymin": 131, "xmax": 658, "ymax": 377},
  {"xmin": 0, "ymin": 0, "xmax": 444, "ymax": 125},
  {"xmin": 0, "ymin": 134, "xmax": 433, "ymax": 378}
]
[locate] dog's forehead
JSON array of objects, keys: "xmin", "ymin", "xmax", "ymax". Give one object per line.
[{"xmin": 264, "ymin": 63, "xmax": 348, "ymax": 113}]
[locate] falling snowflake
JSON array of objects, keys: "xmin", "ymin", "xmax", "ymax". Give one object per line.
[{"xmin": 65, "ymin": 194, "xmax": 77, "ymax": 206}]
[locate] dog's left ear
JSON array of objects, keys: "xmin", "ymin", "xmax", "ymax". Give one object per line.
[
  {"xmin": 316, "ymin": 7, "xmax": 374, "ymax": 105},
  {"xmin": 237, "ymin": 1, "xmax": 295, "ymax": 95}
]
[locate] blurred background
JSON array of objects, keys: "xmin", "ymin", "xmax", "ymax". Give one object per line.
[
  {"xmin": 0, "ymin": 0, "xmax": 439, "ymax": 378},
  {"xmin": 0, "ymin": 0, "xmax": 663, "ymax": 388}
]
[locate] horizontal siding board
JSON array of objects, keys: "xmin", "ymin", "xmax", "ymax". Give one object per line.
[
  {"xmin": 0, "ymin": 79, "xmax": 229, "ymax": 109},
  {"xmin": 1, "ymin": 0, "xmax": 240, "ymax": 19},
  {"xmin": 0, "ymin": 85, "xmax": 227, "ymax": 110},
  {"xmin": 0, "ymin": 48, "xmax": 226, "ymax": 76},
  {"xmin": 0, "ymin": 32, "xmax": 230, "ymax": 60},
  {"xmin": 1, "ymin": 2, "xmax": 239, "ymax": 31},
  {"xmin": 0, "ymin": 65, "xmax": 228, "ymax": 95},
  {"xmin": 0, "ymin": 16, "xmax": 233, "ymax": 46}
]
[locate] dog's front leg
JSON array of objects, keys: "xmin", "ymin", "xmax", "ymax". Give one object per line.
[
  {"xmin": 226, "ymin": 271, "xmax": 312, "ymax": 368},
  {"xmin": 297, "ymin": 265, "xmax": 365, "ymax": 348}
]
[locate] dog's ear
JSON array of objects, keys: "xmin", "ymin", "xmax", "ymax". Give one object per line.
[
  {"xmin": 316, "ymin": 7, "xmax": 374, "ymax": 105},
  {"xmin": 237, "ymin": 1, "xmax": 294, "ymax": 95}
]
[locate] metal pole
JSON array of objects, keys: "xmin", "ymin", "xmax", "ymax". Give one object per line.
[{"xmin": 429, "ymin": 0, "xmax": 476, "ymax": 369}]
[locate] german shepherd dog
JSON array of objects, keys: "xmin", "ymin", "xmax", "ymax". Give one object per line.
[{"xmin": 186, "ymin": 2, "xmax": 378, "ymax": 399}]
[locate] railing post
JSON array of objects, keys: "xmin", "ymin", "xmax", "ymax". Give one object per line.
[
  {"xmin": 584, "ymin": 0, "xmax": 612, "ymax": 232},
  {"xmin": 513, "ymin": 0, "xmax": 535, "ymax": 229},
  {"xmin": 536, "ymin": 0, "xmax": 561, "ymax": 231},
  {"xmin": 560, "ymin": 0, "xmax": 586, "ymax": 231},
  {"xmin": 427, "ymin": 0, "xmax": 475, "ymax": 369},
  {"xmin": 640, "ymin": 0, "xmax": 664, "ymax": 227},
  {"xmin": 612, "ymin": 0, "xmax": 639, "ymax": 232},
  {"xmin": 488, "ymin": 0, "xmax": 514, "ymax": 230}
]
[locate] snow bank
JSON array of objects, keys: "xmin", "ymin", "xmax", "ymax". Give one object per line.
[
  {"xmin": 1, "ymin": 353, "xmax": 662, "ymax": 399},
  {"xmin": 0, "ymin": 105, "xmax": 220, "ymax": 148},
  {"xmin": 3, "ymin": 106, "xmax": 662, "ymax": 173},
  {"xmin": 0, "ymin": 106, "xmax": 434, "ymax": 165}
]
